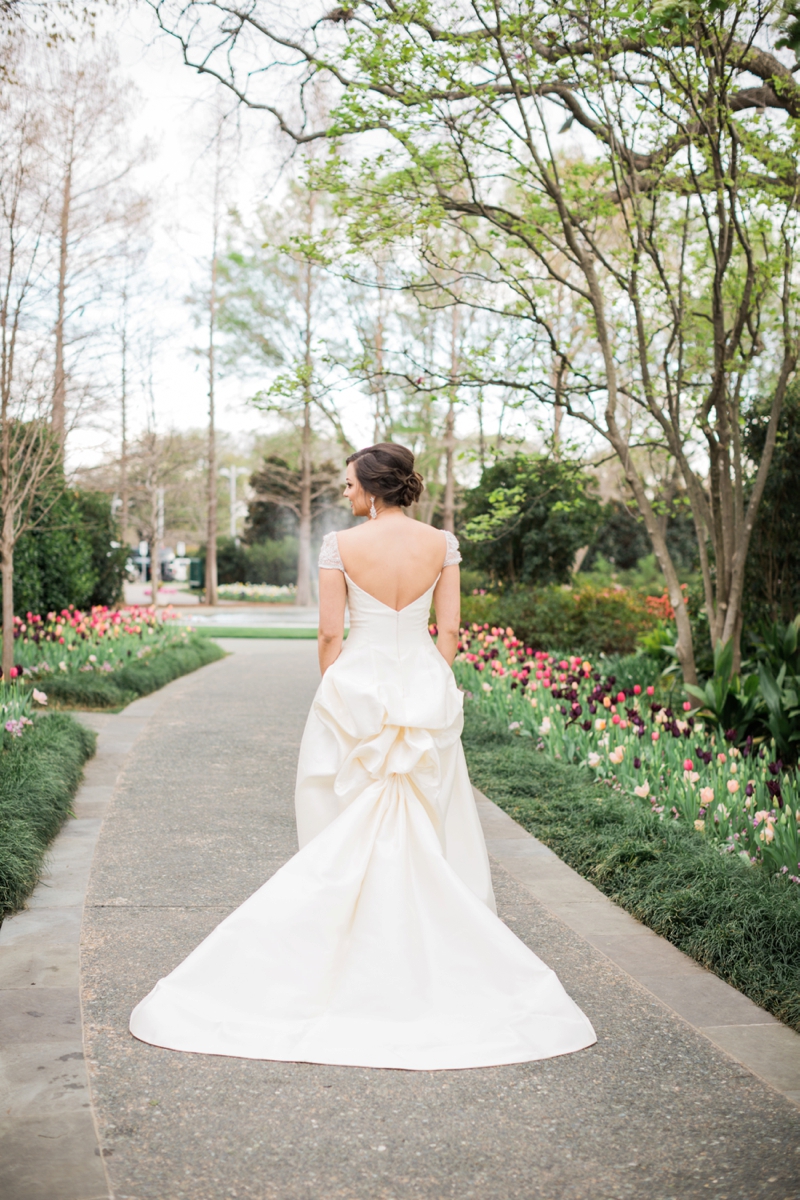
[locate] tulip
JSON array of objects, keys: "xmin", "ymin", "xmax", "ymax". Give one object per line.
[
  {"xmin": 595, "ymin": 718, "xmax": 607, "ymax": 731},
  {"xmin": 646, "ymin": 686, "xmax": 655, "ymax": 695},
  {"xmin": 683, "ymin": 758, "xmax": 693, "ymax": 771},
  {"xmin": 727, "ymin": 779, "xmax": 740, "ymax": 795},
  {"xmin": 634, "ymin": 782, "xmax": 650, "ymax": 798},
  {"xmin": 699, "ymin": 786, "xmax": 714, "ymax": 805},
  {"xmin": 651, "ymin": 731, "xmax": 659, "ymax": 742},
  {"xmin": 633, "ymin": 684, "xmax": 642, "ymax": 695},
  {"xmin": 694, "ymin": 819, "xmax": 705, "ymax": 831},
  {"xmin": 717, "ymin": 752, "xmax": 727, "ymax": 764},
  {"xmin": 682, "ymin": 701, "xmax": 692, "ymax": 711},
  {"xmin": 588, "ymin": 752, "xmax": 601, "ymax": 768}
]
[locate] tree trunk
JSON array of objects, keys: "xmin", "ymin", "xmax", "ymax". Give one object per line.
[
  {"xmin": 442, "ymin": 304, "xmax": 459, "ymax": 533},
  {"xmin": 120, "ymin": 312, "xmax": 129, "ymax": 548},
  {"xmin": 150, "ymin": 469, "xmax": 160, "ymax": 609},
  {"xmin": 442, "ymin": 397, "xmax": 456, "ymax": 533},
  {"xmin": 205, "ymin": 225, "xmax": 219, "ymax": 607},
  {"xmin": 296, "ymin": 249, "xmax": 314, "ymax": 607},
  {"xmin": 296, "ymin": 398, "xmax": 313, "ymax": 606},
  {"xmin": 1, "ymin": 515, "xmax": 13, "ymax": 684},
  {"xmin": 52, "ymin": 160, "xmax": 71, "ymax": 448}
]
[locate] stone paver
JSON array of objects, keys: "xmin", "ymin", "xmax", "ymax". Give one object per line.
[
  {"xmin": 0, "ymin": 695, "xmax": 170, "ymax": 1200},
  {"xmin": 3, "ymin": 639, "xmax": 800, "ymax": 1198},
  {"xmin": 73, "ymin": 640, "xmax": 800, "ymax": 1200}
]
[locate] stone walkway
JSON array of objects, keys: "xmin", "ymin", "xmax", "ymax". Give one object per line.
[{"xmin": 2, "ymin": 640, "xmax": 800, "ymax": 1199}]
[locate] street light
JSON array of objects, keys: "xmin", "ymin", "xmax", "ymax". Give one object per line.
[{"xmin": 219, "ymin": 465, "xmax": 248, "ymax": 542}]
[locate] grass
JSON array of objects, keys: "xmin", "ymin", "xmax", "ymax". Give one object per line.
[
  {"xmin": 37, "ymin": 635, "xmax": 226, "ymax": 709},
  {"xmin": 461, "ymin": 701, "xmax": 800, "ymax": 1033},
  {"xmin": 0, "ymin": 713, "xmax": 96, "ymax": 918}
]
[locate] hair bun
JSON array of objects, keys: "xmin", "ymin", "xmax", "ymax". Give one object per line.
[
  {"xmin": 398, "ymin": 472, "xmax": 424, "ymax": 507},
  {"xmin": 345, "ymin": 442, "xmax": 425, "ymax": 509}
]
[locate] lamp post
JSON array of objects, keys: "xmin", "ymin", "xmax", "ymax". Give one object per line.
[{"xmin": 219, "ymin": 465, "xmax": 248, "ymax": 542}]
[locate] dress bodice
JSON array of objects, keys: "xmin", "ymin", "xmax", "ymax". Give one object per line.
[
  {"xmin": 318, "ymin": 529, "xmax": 461, "ymax": 652},
  {"xmin": 319, "ymin": 528, "xmax": 461, "ymax": 572}
]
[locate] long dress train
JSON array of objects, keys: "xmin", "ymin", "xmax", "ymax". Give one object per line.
[{"xmin": 129, "ymin": 532, "xmax": 596, "ymax": 1069}]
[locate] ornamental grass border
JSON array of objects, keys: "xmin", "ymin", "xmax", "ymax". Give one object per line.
[{"xmin": 0, "ymin": 713, "xmax": 96, "ymax": 919}]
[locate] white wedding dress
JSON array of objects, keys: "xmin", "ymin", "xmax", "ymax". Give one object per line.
[{"xmin": 129, "ymin": 531, "xmax": 596, "ymax": 1069}]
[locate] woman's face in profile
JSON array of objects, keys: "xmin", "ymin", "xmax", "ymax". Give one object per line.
[{"xmin": 344, "ymin": 464, "xmax": 369, "ymax": 517}]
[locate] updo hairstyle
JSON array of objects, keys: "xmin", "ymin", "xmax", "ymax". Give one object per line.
[{"xmin": 346, "ymin": 443, "xmax": 424, "ymax": 509}]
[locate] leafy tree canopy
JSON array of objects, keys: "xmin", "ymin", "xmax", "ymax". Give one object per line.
[{"xmin": 460, "ymin": 455, "xmax": 604, "ymax": 587}]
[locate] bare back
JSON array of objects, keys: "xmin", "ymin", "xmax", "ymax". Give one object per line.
[{"xmin": 336, "ymin": 516, "xmax": 448, "ymax": 611}]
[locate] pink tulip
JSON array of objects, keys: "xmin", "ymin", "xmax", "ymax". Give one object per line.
[
  {"xmin": 651, "ymin": 731, "xmax": 659, "ymax": 742},
  {"xmin": 682, "ymin": 701, "xmax": 692, "ymax": 711},
  {"xmin": 683, "ymin": 758, "xmax": 693, "ymax": 771},
  {"xmin": 633, "ymin": 685, "xmax": 641, "ymax": 695},
  {"xmin": 646, "ymin": 686, "xmax": 655, "ymax": 696}
]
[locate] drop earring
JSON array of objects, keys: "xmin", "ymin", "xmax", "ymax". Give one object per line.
[{"xmin": 369, "ymin": 497, "xmax": 378, "ymax": 520}]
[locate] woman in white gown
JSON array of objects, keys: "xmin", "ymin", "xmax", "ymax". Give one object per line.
[{"xmin": 130, "ymin": 443, "xmax": 596, "ymax": 1069}]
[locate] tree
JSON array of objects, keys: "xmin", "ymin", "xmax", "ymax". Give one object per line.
[
  {"xmin": 460, "ymin": 454, "xmax": 604, "ymax": 587},
  {"xmin": 43, "ymin": 37, "xmax": 149, "ymax": 447},
  {"xmin": 151, "ymin": 0, "xmax": 800, "ymax": 682},
  {"xmin": 0, "ymin": 77, "xmax": 63, "ymax": 679},
  {"xmin": 248, "ymin": 455, "xmax": 342, "ymax": 578},
  {"xmin": 219, "ymin": 177, "xmax": 352, "ymax": 602}
]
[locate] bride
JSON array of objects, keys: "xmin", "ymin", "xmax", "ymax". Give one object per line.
[{"xmin": 130, "ymin": 443, "xmax": 596, "ymax": 1069}]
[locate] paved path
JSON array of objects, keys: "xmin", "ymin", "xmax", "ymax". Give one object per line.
[{"xmin": 3, "ymin": 640, "xmax": 800, "ymax": 1199}]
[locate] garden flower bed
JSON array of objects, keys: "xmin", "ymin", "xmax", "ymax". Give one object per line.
[
  {"xmin": 216, "ymin": 583, "xmax": 297, "ymax": 603},
  {"xmin": 452, "ymin": 624, "xmax": 800, "ymax": 882},
  {"xmin": 6, "ymin": 605, "xmax": 224, "ymax": 710}
]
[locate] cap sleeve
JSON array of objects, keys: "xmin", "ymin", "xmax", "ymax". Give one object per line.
[
  {"xmin": 443, "ymin": 530, "xmax": 462, "ymax": 567},
  {"xmin": 318, "ymin": 531, "xmax": 344, "ymax": 571}
]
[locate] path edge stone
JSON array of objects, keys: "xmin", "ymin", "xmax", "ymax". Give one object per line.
[{"xmin": 475, "ymin": 786, "xmax": 800, "ymax": 1108}]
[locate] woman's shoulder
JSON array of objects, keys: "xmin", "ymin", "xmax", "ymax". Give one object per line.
[{"xmin": 318, "ymin": 531, "xmax": 344, "ymax": 571}]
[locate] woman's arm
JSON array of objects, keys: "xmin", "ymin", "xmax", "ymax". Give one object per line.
[
  {"xmin": 318, "ymin": 568, "xmax": 347, "ymax": 675},
  {"xmin": 432, "ymin": 565, "xmax": 461, "ymax": 666}
]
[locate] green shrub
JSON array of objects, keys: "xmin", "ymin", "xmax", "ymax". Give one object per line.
[
  {"xmin": 460, "ymin": 454, "xmax": 604, "ymax": 586},
  {"xmin": 40, "ymin": 635, "xmax": 225, "ymax": 710},
  {"xmin": 462, "ymin": 704, "xmax": 800, "ymax": 1032},
  {"xmin": 245, "ymin": 536, "xmax": 298, "ymax": 585},
  {"xmin": 0, "ymin": 713, "xmax": 96, "ymax": 917},
  {"xmin": 474, "ymin": 582, "xmax": 655, "ymax": 655},
  {"xmin": 6, "ymin": 488, "xmax": 126, "ymax": 616}
]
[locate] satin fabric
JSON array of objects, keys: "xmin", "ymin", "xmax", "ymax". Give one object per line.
[{"xmin": 129, "ymin": 575, "xmax": 596, "ymax": 1069}]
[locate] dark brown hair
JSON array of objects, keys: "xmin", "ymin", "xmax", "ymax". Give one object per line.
[{"xmin": 346, "ymin": 443, "xmax": 424, "ymax": 509}]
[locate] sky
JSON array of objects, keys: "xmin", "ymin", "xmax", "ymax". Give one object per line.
[
  {"xmin": 67, "ymin": 3, "xmax": 377, "ymax": 472},
  {"xmin": 60, "ymin": 2, "xmax": 555, "ymax": 485}
]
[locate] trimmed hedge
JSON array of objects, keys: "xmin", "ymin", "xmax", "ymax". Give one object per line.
[
  {"xmin": 462, "ymin": 702, "xmax": 800, "ymax": 1032},
  {"xmin": 0, "ymin": 713, "xmax": 96, "ymax": 918},
  {"xmin": 38, "ymin": 635, "xmax": 225, "ymax": 710},
  {"xmin": 460, "ymin": 581, "xmax": 655, "ymax": 656}
]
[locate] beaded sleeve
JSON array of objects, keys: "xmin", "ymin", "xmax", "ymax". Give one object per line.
[
  {"xmin": 443, "ymin": 531, "xmax": 462, "ymax": 567},
  {"xmin": 318, "ymin": 531, "xmax": 345, "ymax": 571}
]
